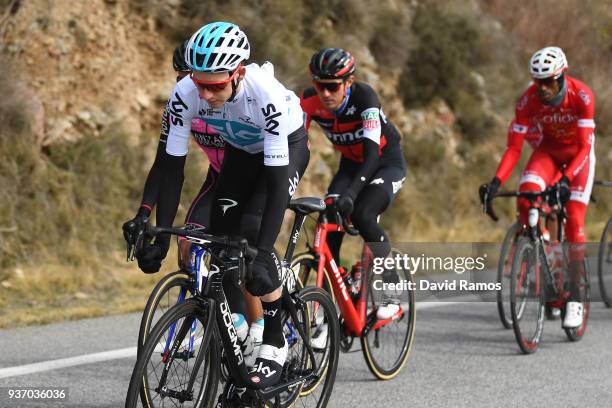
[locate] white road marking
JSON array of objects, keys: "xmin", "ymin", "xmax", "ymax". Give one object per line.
[
  {"xmin": 0, "ymin": 347, "xmax": 136, "ymax": 379},
  {"xmin": 0, "ymin": 302, "xmax": 474, "ymax": 379}
]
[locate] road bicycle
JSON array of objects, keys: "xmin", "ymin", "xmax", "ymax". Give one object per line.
[
  {"xmin": 290, "ymin": 197, "xmax": 416, "ymax": 380},
  {"xmin": 124, "ymin": 197, "xmax": 340, "ymax": 408},
  {"xmin": 485, "ymin": 187, "xmax": 590, "ymax": 354},
  {"xmin": 595, "ymin": 180, "xmax": 612, "ymax": 308}
]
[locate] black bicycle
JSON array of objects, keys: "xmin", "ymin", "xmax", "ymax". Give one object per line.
[
  {"xmin": 485, "ymin": 187, "xmax": 590, "ymax": 354},
  {"xmin": 124, "ymin": 197, "xmax": 340, "ymax": 408},
  {"xmin": 595, "ymin": 180, "xmax": 612, "ymax": 308}
]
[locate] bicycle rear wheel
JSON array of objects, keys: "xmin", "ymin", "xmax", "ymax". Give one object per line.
[
  {"xmin": 126, "ymin": 298, "xmax": 219, "ymax": 408},
  {"xmin": 361, "ymin": 248, "xmax": 416, "ymax": 380},
  {"xmin": 510, "ymin": 238, "xmax": 545, "ymax": 354},
  {"xmin": 292, "ymin": 252, "xmax": 335, "ymax": 302},
  {"xmin": 565, "ymin": 258, "xmax": 591, "ymax": 341},
  {"xmin": 598, "ymin": 217, "xmax": 612, "ymax": 308},
  {"xmin": 497, "ymin": 223, "xmax": 521, "ymax": 329}
]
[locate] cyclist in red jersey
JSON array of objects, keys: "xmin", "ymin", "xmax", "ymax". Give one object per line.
[
  {"xmin": 300, "ymin": 48, "xmax": 407, "ymax": 320},
  {"xmin": 480, "ymin": 46, "xmax": 596, "ymax": 328}
]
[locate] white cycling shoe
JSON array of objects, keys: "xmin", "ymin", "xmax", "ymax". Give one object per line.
[
  {"xmin": 562, "ymin": 301, "xmax": 584, "ymax": 329},
  {"xmin": 376, "ymin": 302, "xmax": 401, "ymax": 320},
  {"xmin": 249, "ymin": 340, "xmax": 288, "ymax": 388},
  {"xmin": 310, "ymin": 323, "xmax": 329, "ymax": 350},
  {"xmin": 244, "ymin": 322, "xmax": 264, "ymax": 368}
]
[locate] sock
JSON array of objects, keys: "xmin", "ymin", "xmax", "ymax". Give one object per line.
[{"xmin": 261, "ymin": 299, "xmax": 284, "ymax": 347}]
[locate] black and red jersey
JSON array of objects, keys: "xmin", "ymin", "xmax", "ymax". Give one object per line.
[{"xmin": 300, "ymin": 82, "xmax": 402, "ymax": 164}]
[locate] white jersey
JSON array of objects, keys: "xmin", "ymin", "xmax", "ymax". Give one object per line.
[{"xmin": 165, "ymin": 62, "xmax": 304, "ymax": 166}]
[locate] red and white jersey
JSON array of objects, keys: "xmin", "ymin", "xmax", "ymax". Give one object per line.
[{"xmin": 495, "ymin": 76, "xmax": 595, "ymax": 184}]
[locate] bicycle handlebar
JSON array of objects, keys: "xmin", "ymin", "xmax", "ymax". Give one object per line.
[
  {"xmin": 483, "ymin": 187, "xmax": 565, "ymax": 223},
  {"xmin": 149, "ymin": 225, "xmax": 258, "ymax": 261},
  {"xmin": 125, "ymin": 223, "xmax": 258, "ymax": 263}
]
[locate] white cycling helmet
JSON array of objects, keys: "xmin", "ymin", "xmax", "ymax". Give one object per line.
[
  {"xmin": 185, "ymin": 22, "xmax": 250, "ymax": 72},
  {"xmin": 529, "ymin": 46, "xmax": 568, "ymax": 79}
]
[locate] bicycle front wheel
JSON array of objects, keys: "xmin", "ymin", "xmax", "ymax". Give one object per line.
[
  {"xmin": 126, "ymin": 298, "xmax": 219, "ymax": 408},
  {"xmin": 138, "ymin": 270, "xmax": 194, "ymax": 353},
  {"xmin": 598, "ymin": 217, "xmax": 612, "ymax": 308},
  {"xmin": 361, "ymin": 248, "xmax": 416, "ymax": 380},
  {"xmin": 510, "ymin": 238, "xmax": 545, "ymax": 354},
  {"xmin": 497, "ymin": 223, "xmax": 521, "ymax": 329}
]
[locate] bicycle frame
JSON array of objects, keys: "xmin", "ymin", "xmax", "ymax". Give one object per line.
[
  {"xmin": 147, "ymin": 217, "xmax": 320, "ymax": 400},
  {"xmin": 311, "ymin": 212, "xmax": 403, "ymax": 337},
  {"xmin": 495, "ymin": 190, "xmax": 569, "ymax": 306},
  {"xmin": 161, "ymin": 245, "xmax": 209, "ymax": 364}
]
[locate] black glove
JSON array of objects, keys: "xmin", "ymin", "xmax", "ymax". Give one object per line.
[
  {"xmin": 122, "ymin": 207, "xmax": 150, "ymax": 245},
  {"xmin": 555, "ymin": 176, "xmax": 571, "ymax": 205},
  {"xmin": 336, "ymin": 194, "xmax": 355, "ymax": 217},
  {"xmin": 246, "ymin": 249, "xmax": 282, "ymax": 296},
  {"xmin": 135, "ymin": 233, "xmax": 170, "ymax": 274},
  {"xmin": 479, "ymin": 177, "xmax": 501, "ymax": 205}
]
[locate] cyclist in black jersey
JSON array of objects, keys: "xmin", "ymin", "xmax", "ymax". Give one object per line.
[{"xmin": 300, "ymin": 48, "xmax": 407, "ymax": 319}]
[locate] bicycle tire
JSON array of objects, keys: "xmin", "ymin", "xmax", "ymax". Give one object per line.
[
  {"xmin": 361, "ymin": 248, "xmax": 416, "ymax": 380},
  {"xmin": 290, "ymin": 286, "xmax": 340, "ymax": 408},
  {"xmin": 292, "ymin": 252, "xmax": 335, "ymax": 304},
  {"xmin": 510, "ymin": 238, "xmax": 545, "ymax": 354},
  {"xmin": 126, "ymin": 298, "xmax": 219, "ymax": 408},
  {"xmin": 564, "ymin": 258, "xmax": 591, "ymax": 341},
  {"xmin": 138, "ymin": 271, "xmax": 193, "ymax": 353},
  {"xmin": 497, "ymin": 223, "xmax": 521, "ymax": 329},
  {"xmin": 597, "ymin": 217, "xmax": 612, "ymax": 308}
]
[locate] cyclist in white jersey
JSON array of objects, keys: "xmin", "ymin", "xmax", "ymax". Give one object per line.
[{"xmin": 166, "ymin": 22, "xmax": 310, "ymax": 388}]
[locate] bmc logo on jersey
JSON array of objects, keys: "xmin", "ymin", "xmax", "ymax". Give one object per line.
[
  {"xmin": 324, "ymin": 128, "xmax": 365, "ymax": 145},
  {"xmin": 540, "ymin": 112, "xmax": 578, "ymax": 124}
]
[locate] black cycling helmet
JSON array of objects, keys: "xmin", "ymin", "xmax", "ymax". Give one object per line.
[
  {"xmin": 172, "ymin": 41, "xmax": 190, "ymax": 72},
  {"xmin": 309, "ymin": 48, "xmax": 356, "ymax": 80}
]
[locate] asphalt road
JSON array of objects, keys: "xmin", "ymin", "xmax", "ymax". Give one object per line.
[{"xmin": 1, "ymin": 300, "xmax": 611, "ymax": 408}]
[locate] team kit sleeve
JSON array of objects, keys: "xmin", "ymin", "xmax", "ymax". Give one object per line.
[
  {"xmin": 344, "ymin": 107, "xmax": 382, "ymax": 198},
  {"xmin": 560, "ymin": 86, "xmax": 595, "ymax": 183},
  {"xmin": 258, "ymin": 94, "xmax": 292, "ymax": 251},
  {"xmin": 344, "ymin": 88, "xmax": 383, "ymax": 198},
  {"xmin": 151, "ymin": 83, "xmax": 199, "ymax": 227},
  {"xmin": 494, "ymin": 94, "xmax": 529, "ymax": 184},
  {"xmin": 138, "ymin": 104, "xmax": 172, "ymax": 213}
]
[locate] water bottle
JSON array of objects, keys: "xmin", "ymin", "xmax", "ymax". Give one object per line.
[{"xmin": 232, "ymin": 313, "xmax": 249, "ymax": 343}]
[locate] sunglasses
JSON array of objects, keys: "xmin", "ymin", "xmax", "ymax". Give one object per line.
[
  {"xmin": 191, "ymin": 69, "xmax": 240, "ymax": 92},
  {"xmin": 534, "ymin": 77, "xmax": 557, "ymax": 87},
  {"xmin": 314, "ymin": 80, "xmax": 344, "ymax": 93}
]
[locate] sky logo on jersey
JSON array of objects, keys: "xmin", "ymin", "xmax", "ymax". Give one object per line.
[
  {"xmin": 204, "ymin": 118, "xmax": 263, "ymax": 147},
  {"xmin": 262, "ymin": 103, "xmax": 282, "ymax": 136},
  {"xmin": 169, "ymin": 92, "xmax": 189, "ymax": 126}
]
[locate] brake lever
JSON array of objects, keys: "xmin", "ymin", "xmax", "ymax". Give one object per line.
[{"xmin": 482, "ymin": 192, "xmax": 499, "ymax": 222}]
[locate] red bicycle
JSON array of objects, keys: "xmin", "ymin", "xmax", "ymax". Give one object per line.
[{"xmin": 290, "ymin": 197, "xmax": 416, "ymax": 380}]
